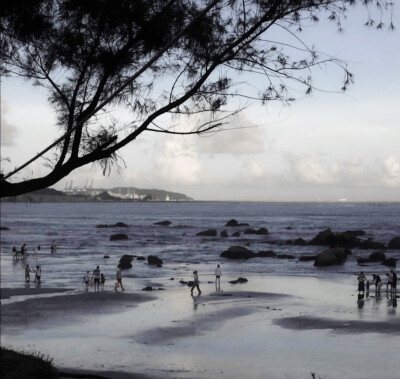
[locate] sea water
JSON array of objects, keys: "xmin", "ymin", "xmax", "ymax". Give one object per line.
[{"xmin": 1, "ymin": 202, "xmax": 399, "ymax": 289}]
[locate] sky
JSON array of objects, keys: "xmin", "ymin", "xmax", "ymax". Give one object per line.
[{"xmin": 1, "ymin": 2, "xmax": 400, "ymax": 202}]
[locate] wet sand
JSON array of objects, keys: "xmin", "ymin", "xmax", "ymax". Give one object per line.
[{"xmin": 1, "ymin": 276, "xmax": 400, "ymax": 378}]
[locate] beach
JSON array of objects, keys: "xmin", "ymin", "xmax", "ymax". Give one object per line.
[{"xmin": 1, "ymin": 274, "xmax": 399, "ymax": 379}]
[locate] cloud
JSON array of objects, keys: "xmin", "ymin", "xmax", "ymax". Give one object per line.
[
  {"xmin": 382, "ymin": 156, "xmax": 400, "ymax": 186},
  {"xmin": 0, "ymin": 97, "xmax": 18, "ymax": 146},
  {"xmin": 199, "ymin": 114, "xmax": 264, "ymax": 155}
]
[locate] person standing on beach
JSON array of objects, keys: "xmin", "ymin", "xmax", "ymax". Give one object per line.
[
  {"xmin": 34, "ymin": 265, "xmax": 41, "ymax": 284},
  {"xmin": 83, "ymin": 271, "xmax": 90, "ymax": 291},
  {"xmin": 386, "ymin": 272, "xmax": 393, "ymax": 293},
  {"xmin": 357, "ymin": 272, "xmax": 366, "ymax": 294},
  {"xmin": 33, "ymin": 245, "xmax": 41, "ymax": 260},
  {"xmin": 25, "ymin": 264, "xmax": 31, "ymax": 283},
  {"xmin": 100, "ymin": 273, "xmax": 106, "ymax": 291},
  {"xmin": 215, "ymin": 264, "xmax": 222, "ymax": 291},
  {"xmin": 21, "ymin": 243, "xmax": 27, "ymax": 259},
  {"xmin": 92, "ymin": 266, "xmax": 101, "ymax": 291},
  {"xmin": 191, "ymin": 271, "xmax": 201, "ymax": 295},
  {"xmin": 372, "ymin": 274, "xmax": 382, "ymax": 295},
  {"xmin": 391, "ymin": 270, "xmax": 397, "ymax": 294},
  {"xmin": 116, "ymin": 268, "xmax": 124, "ymax": 291}
]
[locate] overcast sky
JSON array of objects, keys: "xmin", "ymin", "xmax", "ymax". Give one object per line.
[{"xmin": 1, "ymin": 4, "xmax": 399, "ymax": 201}]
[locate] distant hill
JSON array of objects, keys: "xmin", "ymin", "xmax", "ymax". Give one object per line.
[{"xmin": 110, "ymin": 187, "xmax": 193, "ymax": 201}]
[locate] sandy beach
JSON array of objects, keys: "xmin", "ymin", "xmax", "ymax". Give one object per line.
[{"xmin": 1, "ymin": 274, "xmax": 399, "ymax": 379}]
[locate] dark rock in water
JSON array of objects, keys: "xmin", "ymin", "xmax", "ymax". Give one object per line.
[
  {"xmin": 221, "ymin": 230, "xmax": 228, "ymax": 238},
  {"xmin": 118, "ymin": 254, "xmax": 134, "ymax": 269},
  {"xmin": 345, "ymin": 230, "xmax": 366, "ymax": 236},
  {"xmin": 357, "ymin": 258, "xmax": 371, "ymax": 264},
  {"xmin": 276, "ymin": 254, "xmax": 295, "ymax": 259},
  {"xmin": 136, "ymin": 256, "xmax": 146, "ymax": 260},
  {"xmin": 334, "ymin": 232, "xmax": 359, "ymax": 247},
  {"xmin": 142, "ymin": 286, "xmax": 153, "ymax": 291},
  {"xmin": 110, "ymin": 233, "xmax": 128, "ymax": 241},
  {"xmin": 368, "ymin": 251, "xmax": 386, "ymax": 262},
  {"xmin": 244, "ymin": 227, "xmax": 269, "ymax": 235},
  {"xmin": 358, "ymin": 239, "xmax": 386, "ymax": 250},
  {"xmin": 170, "ymin": 278, "xmax": 175, "ymax": 280},
  {"xmin": 232, "ymin": 231, "xmax": 240, "ymax": 237},
  {"xmin": 299, "ymin": 255, "xmax": 318, "ymax": 262},
  {"xmin": 285, "ymin": 226, "xmax": 292, "ymax": 230},
  {"xmin": 309, "ymin": 229, "xmax": 336, "ymax": 246},
  {"xmin": 293, "ymin": 238, "xmax": 306, "ymax": 246},
  {"xmin": 220, "ymin": 246, "xmax": 256, "ymax": 260},
  {"xmin": 103, "ymin": 255, "xmax": 110, "ymax": 259},
  {"xmin": 382, "ymin": 258, "xmax": 397, "ymax": 267},
  {"xmin": 389, "ymin": 237, "xmax": 400, "ymax": 249},
  {"xmin": 0, "ymin": 226, "xmax": 10, "ymax": 230},
  {"xmin": 97, "ymin": 222, "xmax": 128, "ymax": 228},
  {"xmin": 229, "ymin": 277, "xmax": 248, "ymax": 284},
  {"xmin": 284, "ymin": 240, "xmax": 293, "ymax": 245},
  {"xmin": 196, "ymin": 229, "xmax": 218, "ymax": 237},
  {"xmin": 147, "ymin": 255, "xmax": 163, "ymax": 266},
  {"xmin": 257, "ymin": 250, "xmax": 277, "ymax": 258},
  {"xmin": 225, "ymin": 219, "xmax": 249, "ymax": 227},
  {"xmin": 314, "ymin": 247, "xmax": 347, "ymax": 267},
  {"xmin": 154, "ymin": 220, "xmax": 171, "ymax": 226}
]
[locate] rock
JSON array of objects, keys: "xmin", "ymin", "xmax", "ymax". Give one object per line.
[
  {"xmin": 103, "ymin": 255, "xmax": 110, "ymax": 259},
  {"xmin": 229, "ymin": 277, "xmax": 248, "ymax": 284},
  {"xmin": 220, "ymin": 246, "xmax": 256, "ymax": 260},
  {"xmin": 314, "ymin": 247, "xmax": 347, "ymax": 267},
  {"xmin": 232, "ymin": 231, "xmax": 240, "ymax": 237},
  {"xmin": 368, "ymin": 251, "xmax": 386, "ymax": 262},
  {"xmin": 309, "ymin": 228, "xmax": 336, "ymax": 246},
  {"xmin": 225, "ymin": 219, "xmax": 249, "ymax": 227},
  {"xmin": 284, "ymin": 240, "xmax": 294, "ymax": 245},
  {"xmin": 299, "ymin": 255, "xmax": 318, "ymax": 262},
  {"xmin": 142, "ymin": 286, "xmax": 153, "ymax": 291},
  {"xmin": 97, "ymin": 222, "xmax": 128, "ymax": 228},
  {"xmin": 334, "ymin": 232, "xmax": 359, "ymax": 247},
  {"xmin": 0, "ymin": 226, "xmax": 10, "ymax": 230},
  {"xmin": 257, "ymin": 250, "xmax": 277, "ymax": 258},
  {"xmin": 244, "ymin": 227, "xmax": 269, "ymax": 235},
  {"xmin": 388, "ymin": 237, "xmax": 400, "ymax": 249},
  {"xmin": 382, "ymin": 258, "xmax": 397, "ymax": 267},
  {"xmin": 276, "ymin": 254, "xmax": 295, "ymax": 259},
  {"xmin": 136, "ymin": 256, "xmax": 146, "ymax": 260},
  {"xmin": 154, "ymin": 221, "xmax": 171, "ymax": 226},
  {"xmin": 285, "ymin": 226, "xmax": 292, "ymax": 230},
  {"xmin": 110, "ymin": 233, "xmax": 128, "ymax": 241},
  {"xmin": 147, "ymin": 255, "xmax": 163, "ymax": 266},
  {"xmin": 358, "ymin": 239, "xmax": 386, "ymax": 250},
  {"xmin": 293, "ymin": 238, "xmax": 306, "ymax": 246},
  {"xmin": 221, "ymin": 230, "xmax": 228, "ymax": 238},
  {"xmin": 345, "ymin": 230, "xmax": 366, "ymax": 236},
  {"xmin": 196, "ymin": 229, "xmax": 218, "ymax": 237},
  {"xmin": 118, "ymin": 254, "xmax": 134, "ymax": 269}
]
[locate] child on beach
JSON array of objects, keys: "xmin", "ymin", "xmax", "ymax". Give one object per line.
[
  {"xmin": 34, "ymin": 265, "xmax": 41, "ymax": 284},
  {"xmin": 191, "ymin": 271, "xmax": 201, "ymax": 295},
  {"xmin": 83, "ymin": 271, "xmax": 90, "ymax": 291},
  {"xmin": 100, "ymin": 273, "xmax": 106, "ymax": 291}
]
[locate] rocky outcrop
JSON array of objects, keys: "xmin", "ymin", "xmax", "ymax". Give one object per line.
[
  {"xmin": 136, "ymin": 256, "xmax": 146, "ymax": 260},
  {"xmin": 232, "ymin": 231, "xmax": 240, "ymax": 237},
  {"xmin": 103, "ymin": 255, "xmax": 110, "ymax": 259},
  {"xmin": 110, "ymin": 233, "xmax": 129, "ymax": 241},
  {"xmin": 357, "ymin": 251, "xmax": 386, "ymax": 264},
  {"xmin": 244, "ymin": 227, "xmax": 269, "ymax": 235},
  {"xmin": 314, "ymin": 248, "xmax": 347, "ymax": 267},
  {"xmin": 97, "ymin": 222, "xmax": 128, "ymax": 228},
  {"xmin": 293, "ymin": 238, "xmax": 306, "ymax": 246},
  {"xmin": 220, "ymin": 246, "xmax": 256, "ymax": 259},
  {"xmin": 382, "ymin": 258, "xmax": 397, "ymax": 267},
  {"xmin": 221, "ymin": 230, "xmax": 228, "ymax": 238},
  {"xmin": 154, "ymin": 221, "xmax": 171, "ymax": 226},
  {"xmin": 147, "ymin": 255, "xmax": 163, "ymax": 266},
  {"xmin": 0, "ymin": 226, "xmax": 10, "ymax": 230},
  {"xmin": 229, "ymin": 277, "xmax": 248, "ymax": 284},
  {"xmin": 196, "ymin": 229, "xmax": 218, "ymax": 237},
  {"xmin": 358, "ymin": 239, "xmax": 386, "ymax": 250},
  {"xmin": 118, "ymin": 254, "xmax": 134, "ymax": 269},
  {"xmin": 309, "ymin": 229, "xmax": 336, "ymax": 246},
  {"xmin": 388, "ymin": 237, "xmax": 400, "ymax": 249},
  {"xmin": 225, "ymin": 219, "xmax": 249, "ymax": 227},
  {"xmin": 142, "ymin": 286, "xmax": 153, "ymax": 291}
]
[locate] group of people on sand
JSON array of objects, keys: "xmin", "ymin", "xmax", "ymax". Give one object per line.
[
  {"xmin": 190, "ymin": 264, "xmax": 222, "ymax": 296},
  {"xmin": 25, "ymin": 264, "xmax": 42, "ymax": 284},
  {"xmin": 82, "ymin": 266, "xmax": 124, "ymax": 292},
  {"xmin": 357, "ymin": 269, "xmax": 397, "ymax": 296}
]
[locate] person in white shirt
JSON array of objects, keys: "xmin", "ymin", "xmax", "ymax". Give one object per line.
[{"xmin": 215, "ymin": 264, "xmax": 222, "ymax": 291}]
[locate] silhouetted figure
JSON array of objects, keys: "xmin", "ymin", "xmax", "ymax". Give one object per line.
[
  {"xmin": 391, "ymin": 270, "xmax": 397, "ymax": 294},
  {"xmin": 100, "ymin": 273, "xmax": 105, "ymax": 291},
  {"xmin": 357, "ymin": 293, "xmax": 365, "ymax": 308},
  {"xmin": 215, "ymin": 264, "xmax": 222, "ymax": 291},
  {"xmin": 191, "ymin": 271, "xmax": 201, "ymax": 295},
  {"xmin": 83, "ymin": 270, "xmax": 90, "ymax": 291},
  {"xmin": 34, "ymin": 265, "xmax": 41, "ymax": 284},
  {"xmin": 386, "ymin": 272, "xmax": 393, "ymax": 293},
  {"xmin": 25, "ymin": 264, "xmax": 31, "ymax": 283},
  {"xmin": 357, "ymin": 272, "xmax": 366, "ymax": 294},
  {"xmin": 372, "ymin": 274, "xmax": 382, "ymax": 296},
  {"xmin": 116, "ymin": 268, "xmax": 124, "ymax": 291},
  {"xmin": 92, "ymin": 266, "xmax": 101, "ymax": 291}
]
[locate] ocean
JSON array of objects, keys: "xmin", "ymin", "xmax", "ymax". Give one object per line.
[{"xmin": 1, "ymin": 202, "xmax": 399, "ymax": 289}]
